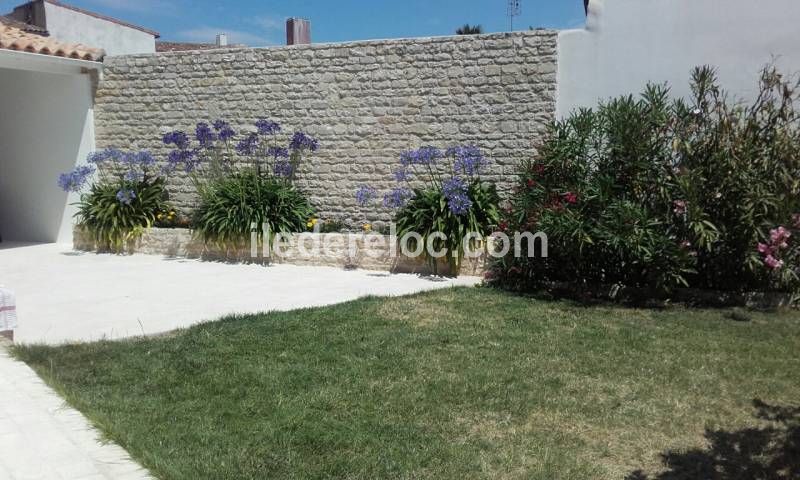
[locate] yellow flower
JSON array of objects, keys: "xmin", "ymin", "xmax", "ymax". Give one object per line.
[
  {"xmin": 307, "ymin": 218, "xmax": 318, "ymax": 229},
  {"xmin": 157, "ymin": 213, "xmax": 164, "ymax": 220},
  {"xmin": 363, "ymin": 223, "xmax": 372, "ymax": 232}
]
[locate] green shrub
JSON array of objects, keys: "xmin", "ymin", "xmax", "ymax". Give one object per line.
[
  {"xmin": 395, "ymin": 180, "xmax": 500, "ymax": 275},
  {"xmin": 59, "ymin": 149, "xmax": 170, "ymax": 252},
  {"xmin": 162, "ymin": 119, "xmax": 319, "ymax": 247},
  {"xmin": 193, "ymin": 169, "xmax": 314, "ymax": 246},
  {"xmin": 492, "ymin": 66, "xmax": 800, "ymax": 295},
  {"xmin": 77, "ymin": 177, "xmax": 168, "ymax": 251},
  {"xmin": 356, "ymin": 146, "xmax": 501, "ymax": 276}
]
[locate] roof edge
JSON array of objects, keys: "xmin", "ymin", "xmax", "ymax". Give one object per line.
[{"xmin": 43, "ymin": 0, "xmax": 160, "ymax": 38}]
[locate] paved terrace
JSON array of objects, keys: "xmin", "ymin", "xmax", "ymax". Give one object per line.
[
  {"xmin": 0, "ymin": 242, "xmax": 479, "ymax": 479},
  {"xmin": 0, "ymin": 243, "xmax": 479, "ymax": 345}
]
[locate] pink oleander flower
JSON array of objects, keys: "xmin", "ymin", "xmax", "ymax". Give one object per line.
[
  {"xmin": 563, "ymin": 192, "xmax": 578, "ymax": 205},
  {"xmin": 757, "ymin": 243, "xmax": 774, "ymax": 256},
  {"xmin": 673, "ymin": 200, "xmax": 687, "ymax": 215},
  {"xmin": 764, "ymin": 255, "xmax": 784, "ymax": 270},
  {"xmin": 679, "ymin": 240, "xmax": 692, "ymax": 250},
  {"xmin": 769, "ymin": 226, "xmax": 791, "ymax": 249}
]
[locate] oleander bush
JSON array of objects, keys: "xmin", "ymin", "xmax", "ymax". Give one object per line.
[
  {"xmin": 161, "ymin": 119, "xmax": 319, "ymax": 246},
  {"xmin": 356, "ymin": 146, "xmax": 500, "ymax": 276},
  {"xmin": 59, "ymin": 149, "xmax": 169, "ymax": 251},
  {"xmin": 490, "ymin": 66, "xmax": 800, "ymax": 295}
]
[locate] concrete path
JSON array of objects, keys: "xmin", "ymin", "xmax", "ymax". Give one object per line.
[
  {"xmin": 0, "ymin": 242, "xmax": 480, "ymax": 479},
  {"xmin": 0, "ymin": 243, "xmax": 480, "ymax": 345},
  {"xmin": 0, "ymin": 340, "xmax": 153, "ymax": 479}
]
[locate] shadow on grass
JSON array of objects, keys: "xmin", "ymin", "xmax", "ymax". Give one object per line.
[{"xmin": 626, "ymin": 400, "xmax": 800, "ymax": 480}]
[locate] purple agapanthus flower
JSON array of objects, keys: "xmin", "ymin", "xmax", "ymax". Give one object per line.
[
  {"xmin": 289, "ymin": 131, "xmax": 319, "ymax": 152},
  {"xmin": 163, "ymin": 131, "xmax": 189, "ymax": 150},
  {"xmin": 267, "ymin": 146, "xmax": 289, "ymax": 159},
  {"xmin": 355, "ymin": 185, "xmax": 377, "ymax": 207},
  {"xmin": 124, "ymin": 170, "xmax": 143, "ymax": 182},
  {"xmin": 442, "ymin": 176, "xmax": 472, "ymax": 215},
  {"xmin": 86, "ymin": 148, "xmax": 122, "ymax": 165},
  {"xmin": 212, "ymin": 120, "xmax": 236, "ymax": 142},
  {"xmin": 166, "ymin": 148, "xmax": 200, "ymax": 173},
  {"xmin": 383, "ymin": 187, "xmax": 414, "ymax": 209},
  {"xmin": 116, "ymin": 188, "xmax": 136, "ymax": 205},
  {"xmin": 86, "ymin": 151, "xmax": 106, "ymax": 164},
  {"xmin": 195, "ymin": 122, "xmax": 217, "ymax": 149},
  {"xmin": 448, "ymin": 145, "xmax": 488, "ymax": 177},
  {"xmin": 400, "ymin": 146, "xmax": 441, "ymax": 167},
  {"xmin": 255, "ymin": 119, "xmax": 281, "ymax": 135},
  {"xmin": 394, "ymin": 168, "xmax": 411, "ymax": 182},
  {"xmin": 135, "ymin": 150, "xmax": 157, "ymax": 168},
  {"xmin": 236, "ymin": 133, "xmax": 259, "ymax": 155},
  {"xmin": 273, "ymin": 159, "xmax": 294, "ymax": 178},
  {"xmin": 57, "ymin": 165, "xmax": 96, "ymax": 192}
]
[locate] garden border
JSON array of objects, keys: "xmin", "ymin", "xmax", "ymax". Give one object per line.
[{"xmin": 73, "ymin": 227, "xmax": 489, "ymax": 277}]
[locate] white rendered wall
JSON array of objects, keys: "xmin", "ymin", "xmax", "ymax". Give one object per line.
[
  {"xmin": 44, "ymin": 2, "xmax": 155, "ymax": 56},
  {"xmin": 0, "ymin": 67, "xmax": 95, "ymax": 243},
  {"xmin": 557, "ymin": 0, "xmax": 800, "ymax": 117}
]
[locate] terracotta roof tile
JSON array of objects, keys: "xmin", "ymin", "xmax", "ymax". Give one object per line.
[{"xmin": 0, "ymin": 18, "xmax": 103, "ymax": 61}]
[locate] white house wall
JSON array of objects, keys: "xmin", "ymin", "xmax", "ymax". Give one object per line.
[
  {"xmin": 43, "ymin": 2, "xmax": 155, "ymax": 56},
  {"xmin": 557, "ymin": 0, "xmax": 800, "ymax": 117},
  {"xmin": 0, "ymin": 67, "xmax": 95, "ymax": 243}
]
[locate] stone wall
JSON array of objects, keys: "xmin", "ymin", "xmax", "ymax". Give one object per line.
[{"xmin": 95, "ymin": 31, "xmax": 558, "ymax": 225}]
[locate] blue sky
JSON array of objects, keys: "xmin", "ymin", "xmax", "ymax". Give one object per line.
[{"xmin": 0, "ymin": 0, "xmax": 585, "ymax": 46}]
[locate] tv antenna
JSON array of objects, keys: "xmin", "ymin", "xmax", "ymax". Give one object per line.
[{"xmin": 507, "ymin": 0, "xmax": 521, "ymax": 31}]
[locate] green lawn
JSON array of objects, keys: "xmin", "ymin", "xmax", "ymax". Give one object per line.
[{"xmin": 14, "ymin": 287, "xmax": 800, "ymax": 479}]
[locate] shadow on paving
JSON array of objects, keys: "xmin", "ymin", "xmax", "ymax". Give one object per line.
[{"xmin": 627, "ymin": 400, "xmax": 800, "ymax": 480}]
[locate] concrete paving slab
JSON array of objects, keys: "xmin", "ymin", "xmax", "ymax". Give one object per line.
[{"xmin": 0, "ymin": 243, "xmax": 479, "ymax": 345}]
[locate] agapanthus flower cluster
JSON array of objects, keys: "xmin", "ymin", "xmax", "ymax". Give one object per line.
[
  {"xmin": 256, "ymin": 119, "xmax": 281, "ymax": 135},
  {"xmin": 290, "ymin": 131, "xmax": 320, "ymax": 152},
  {"xmin": 165, "ymin": 148, "xmax": 199, "ymax": 174},
  {"xmin": 212, "ymin": 120, "xmax": 236, "ymax": 142},
  {"xmin": 235, "ymin": 133, "xmax": 259, "ymax": 156},
  {"xmin": 758, "ymin": 226, "xmax": 792, "ymax": 270},
  {"xmin": 273, "ymin": 160, "xmax": 294, "ymax": 178},
  {"xmin": 383, "ymin": 187, "xmax": 413, "ymax": 208},
  {"xmin": 163, "ymin": 119, "xmax": 318, "ymax": 181},
  {"xmin": 115, "ymin": 188, "xmax": 137, "ymax": 205},
  {"xmin": 268, "ymin": 146, "xmax": 289, "ymax": 159},
  {"xmin": 163, "ymin": 131, "xmax": 189, "ymax": 150},
  {"xmin": 394, "ymin": 168, "xmax": 412, "ymax": 182},
  {"xmin": 195, "ymin": 122, "xmax": 216, "ymax": 149},
  {"xmin": 447, "ymin": 145, "xmax": 488, "ymax": 177},
  {"xmin": 442, "ymin": 176, "xmax": 472, "ymax": 215},
  {"xmin": 57, "ymin": 164, "xmax": 96, "ymax": 192},
  {"xmin": 60, "ymin": 149, "xmax": 157, "ymax": 193},
  {"xmin": 355, "ymin": 145, "xmax": 491, "ymax": 216},
  {"xmin": 400, "ymin": 146, "xmax": 441, "ymax": 167},
  {"xmin": 355, "ymin": 185, "xmax": 378, "ymax": 207}
]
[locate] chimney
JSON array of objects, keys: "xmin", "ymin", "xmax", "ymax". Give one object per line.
[
  {"xmin": 216, "ymin": 33, "xmax": 228, "ymax": 47},
  {"xmin": 286, "ymin": 18, "xmax": 311, "ymax": 45}
]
